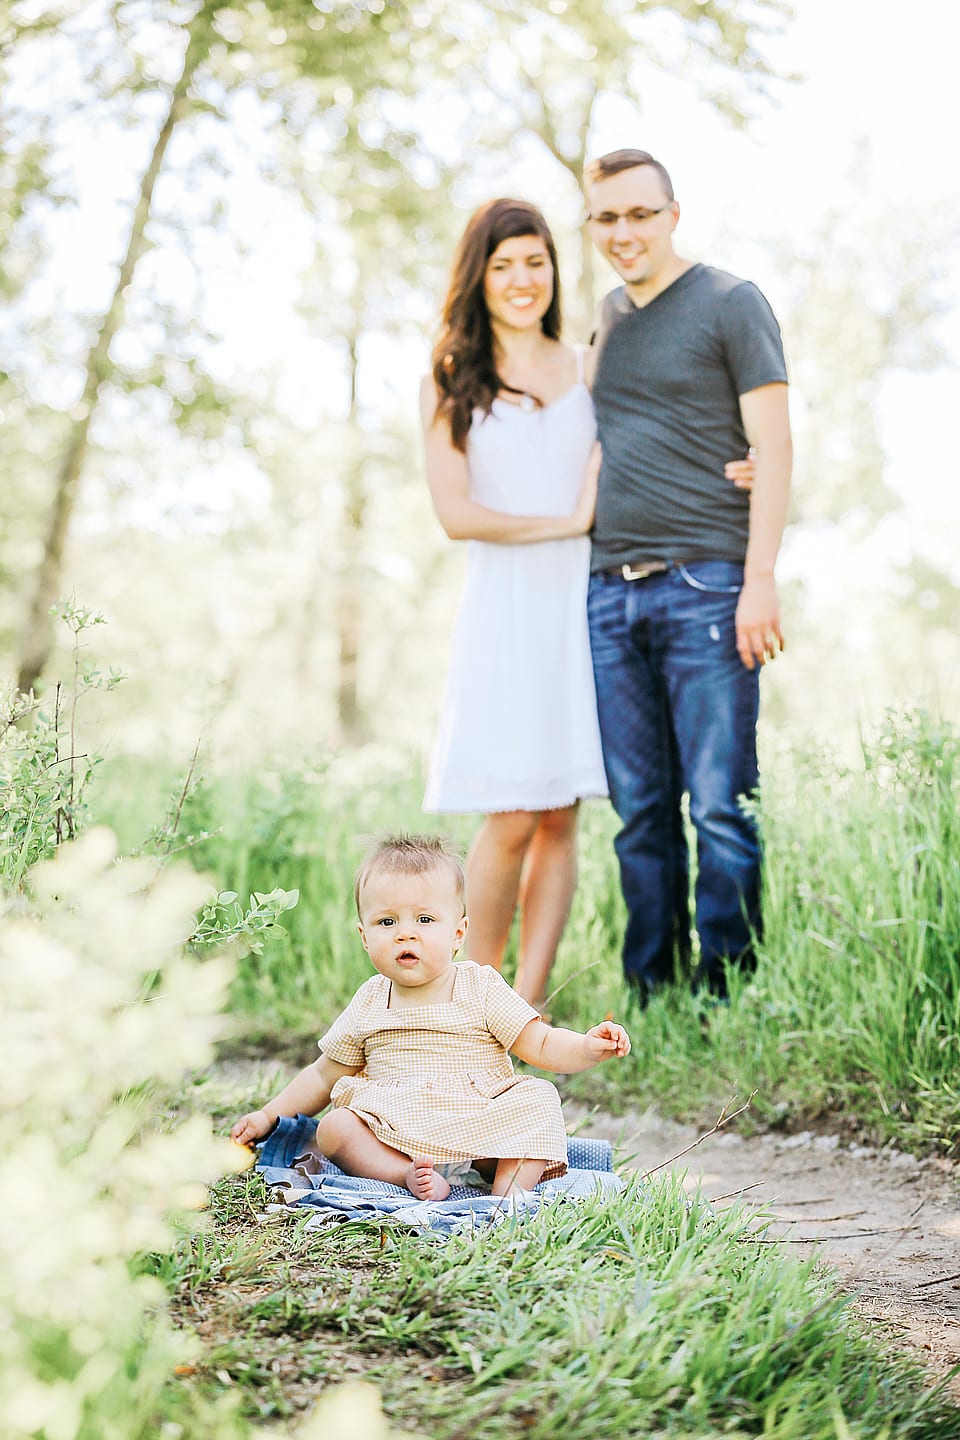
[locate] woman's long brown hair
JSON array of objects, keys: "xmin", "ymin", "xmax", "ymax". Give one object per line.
[{"xmin": 431, "ymin": 199, "xmax": 562, "ymax": 452}]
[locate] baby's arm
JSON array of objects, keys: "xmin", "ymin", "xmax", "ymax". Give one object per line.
[
  {"xmin": 510, "ymin": 1018, "xmax": 630, "ymax": 1074},
  {"xmin": 230, "ymin": 1054, "xmax": 359, "ymax": 1145}
]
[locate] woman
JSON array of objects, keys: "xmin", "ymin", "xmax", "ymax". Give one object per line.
[{"xmin": 421, "ymin": 199, "xmax": 752, "ymax": 1010}]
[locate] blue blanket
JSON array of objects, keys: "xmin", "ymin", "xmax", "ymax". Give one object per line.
[{"xmin": 256, "ymin": 1114, "xmax": 622, "ymax": 1238}]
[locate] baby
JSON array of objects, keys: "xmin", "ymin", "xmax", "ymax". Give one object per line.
[{"xmin": 231, "ymin": 834, "xmax": 630, "ymax": 1200}]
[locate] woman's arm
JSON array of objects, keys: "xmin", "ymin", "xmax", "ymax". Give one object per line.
[
  {"xmin": 510, "ymin": 1018, "xmax": 630, "ymax": 1074},
  {"xmin": 421, "ymin": 376, "xmax": 596, "ymax": 543},
  {"xmin": 725, "ymin": 447, "xmax": 757, "ymax": 490},
  {"xmin": 230, "ymin": 1054, "xmax": 359, "ymax": 1145}
]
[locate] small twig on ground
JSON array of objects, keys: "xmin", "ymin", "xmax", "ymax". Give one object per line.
[
  {"xmin": 915, "ymin": 1270, "xmax": 960, "ymax": 1291},
  {"xmin": 756, "ymin": 1224, "xmax": 921, "ymax": 1244},
  {"xmin": 769, "ymin": 1210, "xmax": 868, "ymax": 1224},
  {"xmin": 708, "ymin": 1180, "xmax": 767, "ymax": 1205},
  {"xmin": 640, "ymin": 1093, "xmax": 756, "ymax": 1181}
]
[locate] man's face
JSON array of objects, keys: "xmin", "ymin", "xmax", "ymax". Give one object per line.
[{"xmin": 586, "ymin": 165, "xmax": 679, "ymax": 289}]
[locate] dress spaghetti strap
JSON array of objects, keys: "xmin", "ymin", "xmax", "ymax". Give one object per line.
[{"xmin": 575, "ymin": 344, "xmax": 586, "ymax": 384}]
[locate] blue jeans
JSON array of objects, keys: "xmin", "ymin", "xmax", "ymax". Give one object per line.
[{"xmin": 587, "ymin": 561, "xmax": 761, "ymax": 996}]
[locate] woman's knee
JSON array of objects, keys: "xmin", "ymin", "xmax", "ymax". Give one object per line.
[
  {"xmin": 483, "ymin": 809, "xmax": 541, "ymax": 854},
  {"xmin": 535, "ymin": 804, "xmax": 579, "ymax": 843}
]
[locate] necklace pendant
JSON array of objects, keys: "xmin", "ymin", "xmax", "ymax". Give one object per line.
[{"xmin": 519, "ymin": 393, "xmax": 536, "ymax": 414}]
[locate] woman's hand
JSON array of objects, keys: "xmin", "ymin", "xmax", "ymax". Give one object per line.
[
  {"xmin": 230, "ymin": 1109, "xmax": 277, "ymax": 1146},
  {"xmin": 725, "ymin": 446, "xmax": 757, "ymax": 490}
]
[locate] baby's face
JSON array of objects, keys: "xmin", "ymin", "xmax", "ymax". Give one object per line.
[{"xmin": 357, "ymin": 866, "xmax": 467, "ymax": 992}]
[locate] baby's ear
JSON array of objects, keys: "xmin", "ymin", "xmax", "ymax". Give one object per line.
[{"xmin": 357, "ymin": 920, "xmax": 370, "ymax": 953}]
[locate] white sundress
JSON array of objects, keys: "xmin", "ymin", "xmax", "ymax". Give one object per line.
[{"xmin": 424, "ymin": 353, "xmax": 608, "ymax": 814}]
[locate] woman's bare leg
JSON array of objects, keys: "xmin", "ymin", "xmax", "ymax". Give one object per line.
[
  {"xmin": 514, "ymin": 805, "xmax": 579, "ymax": 1009},
  {"xmin": 315, "ymin": 1109, "xmax": 450, "ymax": 1201},
  {"xmin": 465, "ymin": 811, "xmax": 540, "ymax": 969},
  {"xmin": 491, "ymin": 1157, "xmax": 547, "ymax": 1195}
]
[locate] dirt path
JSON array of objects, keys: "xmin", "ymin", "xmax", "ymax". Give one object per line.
[{"xmin": 569, "ymin": 1106, "xmax": 960, "ymax": 1400}]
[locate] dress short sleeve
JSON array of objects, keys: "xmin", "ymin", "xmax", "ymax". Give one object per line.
[
  {"xmin": 317, "ymin": 981, "xmax": 376, "ymax": 1068},
  {"xmin": 477, "ymin": 964, "xmax": 540, "ymax": 1049}
]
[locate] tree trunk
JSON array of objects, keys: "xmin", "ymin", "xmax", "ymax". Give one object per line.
[
  {"xmin": 334, "ymin": 331, "xmax": 367, "ymax": 744},
  {"xmin": 15, "ymin": 12, "xmax": 211, "ymax": 694},
  {"xmin": 524, "ymin": 80, "xmax": 597, "ymax": 337},
  {"xmin": 577, "ymin": 220, "xmax": 596, "ymax": 340}
]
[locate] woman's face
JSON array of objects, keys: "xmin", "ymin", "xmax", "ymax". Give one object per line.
[{"xmin": 482, "ymin": 233, "xmax": 554, "ymax": 331}]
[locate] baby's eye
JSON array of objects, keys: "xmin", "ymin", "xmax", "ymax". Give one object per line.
[
  {"xmin": 418, "ymin": 915, "xmax": 434, "ymax": 924},
  {"xmin": 377, "ymin": 917, "xmax": 396, "ymax": 927}
]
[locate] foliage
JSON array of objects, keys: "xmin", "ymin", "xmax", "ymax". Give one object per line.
[
  {"xmin": 3, "ymin": 648, "xmax": 958, "ymax": 1433},
  {"xmin": 572, "ymin": 708, "xmax": 960, "ymax": 1152},
  {"xmin": 1, "ymin": 604, "xmax": 301, "ymax": 961},
  {"xmin": 0, "ymin": 616, "xmax": 409, "ymax": 1438},
  {"xmin": 189, "ymin": 884, "xmax": 301, "ymax": 959},
  {"xmin": 0, "ymin": 601, "xmax": 120, "ymax": 888},
  {"xmin": 0, "ymin": 826, "xmax": 250, "ymax": 1439},
  {"xmin": 164, "ymin": 1167, "xmax": 960, "ymax": 1438},
  {"xmin": 93, "ymin": 709, "xmax": 960, "ymax": 1154}
]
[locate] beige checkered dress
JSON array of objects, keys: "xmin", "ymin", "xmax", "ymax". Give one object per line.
[{"xmin": 319, "ymin": 960, "xmax": 567, "ymax": 1179}]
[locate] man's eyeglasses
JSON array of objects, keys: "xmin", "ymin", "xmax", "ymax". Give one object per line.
[{"xmin": 586, "ymin": 206, "xmax": 673, "ymax": 228}]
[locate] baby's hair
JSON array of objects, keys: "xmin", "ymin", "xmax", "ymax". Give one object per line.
[{"xmin": 353, "ymin": 833, "xmax": 466, "ymax": 915}]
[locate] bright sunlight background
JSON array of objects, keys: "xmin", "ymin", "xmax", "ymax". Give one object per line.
[{"xmin": 3, "ymin": 0, "xmax": 958, "ymax": 764}]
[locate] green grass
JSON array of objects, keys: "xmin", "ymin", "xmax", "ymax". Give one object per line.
[
  {"xmin": 80, "ymin": 709, "xmax": 960, "ymax": 1436},
  {"xmin": 158, "ymin": 1168, "xmax": 960, "ymax": 1439},
  {"xmin": 95, "ymin": 708, "xmax": 960, "ymax": 1154}
]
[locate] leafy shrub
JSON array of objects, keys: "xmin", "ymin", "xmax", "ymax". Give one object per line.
[{"xmin": 0, "ymin": 828, "xmax": 249, "ymax": 1439}]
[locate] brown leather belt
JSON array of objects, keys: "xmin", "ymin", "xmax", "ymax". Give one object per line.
[{"xmin": 601, "ymin": 560, "xmax": 672, "ymax": 581}]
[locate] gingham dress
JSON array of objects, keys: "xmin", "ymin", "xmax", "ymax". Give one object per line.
[{"xmin": 318, "ymin": 961, "xmax": 568, "ymax": 1179}]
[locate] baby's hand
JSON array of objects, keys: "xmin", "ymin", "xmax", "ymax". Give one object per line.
[
  {"xmin": 230, "ymin": 1109, "xmax": 276, "ymax": 1146},
  {"xmin": 585, "ymin": 1020, "xmax": 631, "ymax": 1062}
]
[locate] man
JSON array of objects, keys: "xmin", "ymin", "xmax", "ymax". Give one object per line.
[{"xmin": 585, "ymin": 148, "xmax": 792, "ymax": 1000}]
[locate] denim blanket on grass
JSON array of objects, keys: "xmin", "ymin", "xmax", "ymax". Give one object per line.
[{"xmin": 256, "ymin": 1114, "xmax": 622, "ymax": 1239}]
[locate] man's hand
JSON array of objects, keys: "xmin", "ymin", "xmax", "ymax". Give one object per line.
[
  {"xmin": 230, "ymin": 1109, "xmax": 277, "ymax": 1147},
  {"xmin": 735, "ymin": 574, "xmax": 784, "ymax": 671},
  {"xmin": 584, "ymin": 1020, "xmax": 631, "ymax": 1062}
]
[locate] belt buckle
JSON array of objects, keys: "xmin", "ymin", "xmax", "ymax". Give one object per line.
[{"xmin": 620, "ymin": 561, "xmax": 665, "ymax": 582}]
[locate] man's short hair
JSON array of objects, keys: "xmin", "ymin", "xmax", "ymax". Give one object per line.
[
  {"xmin": 354, "ymin": 833, "xmax": 466, "ymax": 914},
  {"xmin": 585, "ymin": 148, "xmax": 675, "ymax": 202}
]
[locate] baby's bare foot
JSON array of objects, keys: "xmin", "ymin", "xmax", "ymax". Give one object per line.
[{"xmin": 405, "ymin": 1157, "xmax": 451, "ymax": 1201}]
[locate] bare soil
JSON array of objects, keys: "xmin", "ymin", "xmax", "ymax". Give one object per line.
[{"xmin": 570, "ymin": 1105, "xmax": 960, "ymax": 1401}]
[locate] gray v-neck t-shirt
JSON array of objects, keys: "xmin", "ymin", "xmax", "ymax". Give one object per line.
[{"xmin": 590, "ymin": 263, "xmax": 788, "ymax": 569}]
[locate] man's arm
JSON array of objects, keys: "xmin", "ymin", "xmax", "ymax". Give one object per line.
[{"xmin": 736, "ymin": 382, "xmax": 792, "ymax": 671}]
